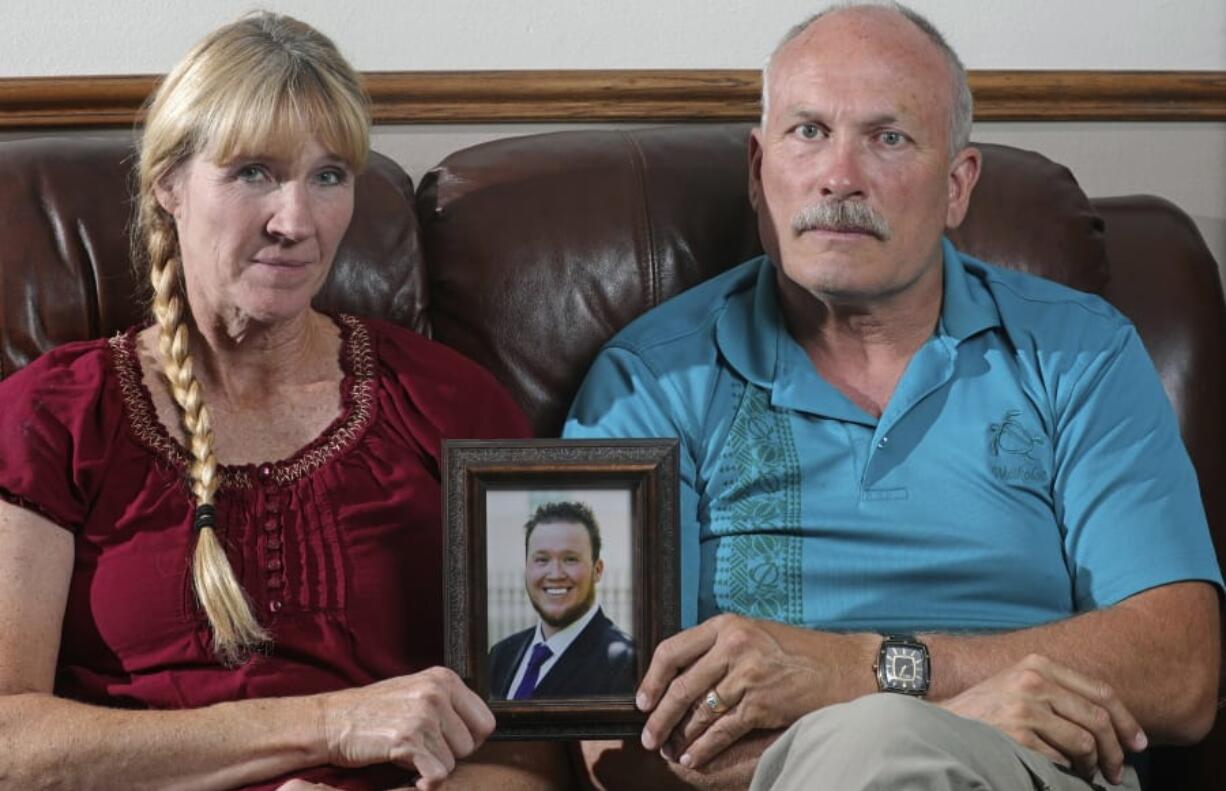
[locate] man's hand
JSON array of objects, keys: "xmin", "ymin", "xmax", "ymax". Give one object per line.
[
  {"xmin": 635, "ymin": 614, "xmax": 874, "ymax": 770},
  {"xmin": 938, "ymin": 653, "xmax": 1147, "ymax": 786}
]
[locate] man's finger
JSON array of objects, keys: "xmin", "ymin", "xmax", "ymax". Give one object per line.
[
  {"xmin": 668, "ymin": 680, "xmax": 745, "ymax": 758},
  {"xmin": 679, "ymin": 709, "xmax": 752, "ymax": 769},
  {"xmin": 1025, "ymin": 655, "xmax": 1145, "ymax": 752},
  {"xmin": 636, "ymin": 622, "xmax": 719, "ymax": 712},
  {"xmin": 1049, "ymin": 693, "xmax": 1125, "ymax": 784},
  {"xmin": 641, "ymin": 650, "xmax": 728, "ymax": 751},
  {"xmin": 1019, "ymin": 702, "xmax": 1101, "ymax": 782},
  {"xmin": 1029, "ymin": 734, "xmax": 1075, "ymax": 772}
]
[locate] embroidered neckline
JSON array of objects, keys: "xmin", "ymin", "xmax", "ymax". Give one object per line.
[{"xmin": 108, "ymin": 313, "xmax": 376, "ymax": 489}]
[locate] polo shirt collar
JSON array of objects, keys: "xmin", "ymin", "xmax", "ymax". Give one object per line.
[
  {"xmin": 936, "ymin": 236, "xmax": 1000, "ymax": 342},
  {"xmin": 714, "ymin": 255, "xmax": 779, "ymax": 391},
  {"xmin": 715, "ymin": 238, "xmax": 1000, "ymax": 419}
]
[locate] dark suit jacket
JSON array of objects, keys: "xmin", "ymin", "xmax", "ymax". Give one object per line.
[{"xmin": 488, "ymin": 607, "xmax": 637, "ymax": 698}]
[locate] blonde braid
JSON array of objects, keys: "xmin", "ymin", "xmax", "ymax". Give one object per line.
[{"xmin": 146, "ymin": 207, "xmax": 270, "ymax": 665}]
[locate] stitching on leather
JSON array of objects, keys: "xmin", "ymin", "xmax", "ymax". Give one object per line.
[{"xmin": 620, "ymin": 130, "xmax": 659, "ymax": 307}]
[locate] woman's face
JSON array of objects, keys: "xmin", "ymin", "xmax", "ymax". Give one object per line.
[{"xmin": 156, "ymin": 137, "xmax": 355, "ymax": 328}]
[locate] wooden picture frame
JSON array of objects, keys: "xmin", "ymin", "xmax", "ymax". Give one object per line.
[{"xmin": 443, "ymin": 438, "xmax": 680, "ymax": 739}]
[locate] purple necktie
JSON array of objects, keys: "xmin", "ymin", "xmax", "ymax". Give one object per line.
[{"xmin": 512, "ymin": 642, "xmax": 554, "ymax": 700}]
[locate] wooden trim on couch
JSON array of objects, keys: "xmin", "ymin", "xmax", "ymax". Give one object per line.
[{"xmin": 1, "ymin": 69, "xmax": 1223, "ymax": 128}]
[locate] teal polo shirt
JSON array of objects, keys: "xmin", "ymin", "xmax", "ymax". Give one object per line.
[{"xmin": 564, "ymin": 239, "xmax": 1222, "ymax": 630}]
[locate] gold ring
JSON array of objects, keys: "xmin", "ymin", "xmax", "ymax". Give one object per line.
[{"xmin": 703, "ymin": 690, "xmax": 730, "ymax": 715}]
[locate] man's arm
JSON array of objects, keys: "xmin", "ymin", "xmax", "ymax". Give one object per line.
[
  {"xmin": 927, "ymin": 580, "xmax": 1219, "ymax": 741},
  {"xmin": 636, "ymin": 580, "xmax": 1217, "ymax": 785}
]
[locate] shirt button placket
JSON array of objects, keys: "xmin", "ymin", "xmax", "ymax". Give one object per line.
[{"xmin": 259, "ymin": 463, "xmax": 286, "ymax": 614}]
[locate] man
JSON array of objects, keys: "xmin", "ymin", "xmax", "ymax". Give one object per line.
[
  {"xmin": 489, "ymin": 501, "xmax": 636, "ymax": 699},
  {"xmin": 564, "ymin": 3, "xmax": 1222, "ymax": 789}
]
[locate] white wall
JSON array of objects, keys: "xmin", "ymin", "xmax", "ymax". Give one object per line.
[
  {"xmin": 2, "ymin": 0, "xmax": 1224, "ymax": 74},
  {"xmin": 2, "ymin": 1, "xmax": 1223, "ymax": 267}
]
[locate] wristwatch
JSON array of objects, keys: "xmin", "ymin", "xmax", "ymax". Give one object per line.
[{"xmin": 874, "ymin": 634, "xmax": 930, "ymax": 696}]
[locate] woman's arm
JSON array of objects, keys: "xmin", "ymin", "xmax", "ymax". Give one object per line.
[{"xmin": 0, "ymin": 501, "xmax": 493, "ymax": 791}]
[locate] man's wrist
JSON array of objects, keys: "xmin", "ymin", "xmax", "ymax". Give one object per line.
[{"xmin": 761, "ymin": 623, "xmax": 882, "ymax": 705}]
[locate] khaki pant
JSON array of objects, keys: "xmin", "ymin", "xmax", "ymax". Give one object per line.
[{"xmin": 750, "ymin": 694, "xmax": 1141, "ymax": 791}]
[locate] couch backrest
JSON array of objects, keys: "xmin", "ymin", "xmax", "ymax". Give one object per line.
[
  {"xmin": 0, "ymin": 136, "xmax": 426, "ymax": 378},
  {"xmin": 1, "ymin": 125, "xmax": 1223, "ymax": 790},
  {"xmin": 419, "ymin": 125, "xmax": 1116, "ymax": 436}
]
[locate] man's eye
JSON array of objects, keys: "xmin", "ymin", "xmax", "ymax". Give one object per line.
[
  {"xmin": 879, "ymin": 131, "xmax": 906, "ymax": 146},
  {"xmin": 794, "ymin": 123, "xmax": 822, "ymax": 140}
]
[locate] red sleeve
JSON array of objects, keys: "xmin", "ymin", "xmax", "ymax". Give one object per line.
[{"xmin": 0, "ymin": 339, "xmax": 119, "ymax": 532}]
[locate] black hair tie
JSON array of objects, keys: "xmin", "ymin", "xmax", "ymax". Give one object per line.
[{"xmin": 193, "ymin": 503, "xmax": 217, "ymax": 531}]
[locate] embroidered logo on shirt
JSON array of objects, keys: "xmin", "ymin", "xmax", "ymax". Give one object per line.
[
  {"xmin": 988, "ymin": 410, "xmax": 1047, "ymax": 483},
  {"xmin": 710, "ymin": 383, "xmax": 804, "ymax": 623}
]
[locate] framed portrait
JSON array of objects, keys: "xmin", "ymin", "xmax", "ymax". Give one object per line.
[{"xmin": 442, "ymin": 438, "xmax": 680, "ymax": 739}]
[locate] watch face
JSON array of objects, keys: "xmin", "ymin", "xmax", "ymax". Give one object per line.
[{"xmin": 883, "ymin": 644, "xmax": 928, "ymax": 693}]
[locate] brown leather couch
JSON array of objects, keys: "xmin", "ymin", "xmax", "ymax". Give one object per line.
[{"xmin": 1, "ymin": 126, "xmax": 1222, "ymax": 789}]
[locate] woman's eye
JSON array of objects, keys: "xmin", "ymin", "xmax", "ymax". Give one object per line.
[
  {"xmin": 236, "ymin": 165, "xmax": 267, "ymax": 182},
  {"xmin": 316, "ymin": 168, "xmax": 348, "ymax": 186}
]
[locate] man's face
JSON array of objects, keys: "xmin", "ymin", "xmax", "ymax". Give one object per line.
[
  {"xmin": 524, "ymin": 521, "xmax": 603, "ymax": 636},
  {"xmin": 749, "ymin": 7, "xmax": 979, "ymax": 306}
]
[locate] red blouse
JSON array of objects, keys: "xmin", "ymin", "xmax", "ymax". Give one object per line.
[{"xmin": 0, "ymin": 315, "xmax": 531, "ymax": 789}]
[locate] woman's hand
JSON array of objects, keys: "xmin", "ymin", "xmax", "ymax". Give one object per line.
[{"xmin": 320, "ymin": 667, "xmax": 495, "ymax": 789}]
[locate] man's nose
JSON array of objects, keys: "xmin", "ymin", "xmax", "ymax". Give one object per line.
[
  {"xmin": 818, "ymin": 138, "xmax": 867, "ymax": 200},
  {"xmin": 266, "ymin": 181, "xmax": 315, "ymax": 242}
]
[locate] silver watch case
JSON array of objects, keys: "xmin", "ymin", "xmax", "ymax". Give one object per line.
[{"xmin": 874, "ymin": 635, "xmax": 930, "ymax": 696}]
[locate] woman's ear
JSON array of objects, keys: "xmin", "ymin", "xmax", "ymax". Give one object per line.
[{"xmin": 153, "ymin": 171, "xmax": 181, "ymax": 217}]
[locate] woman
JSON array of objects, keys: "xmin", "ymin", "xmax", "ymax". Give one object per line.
[{"xmin": 0, "ymin": 13, "xmax": 562, "ymax": 790}]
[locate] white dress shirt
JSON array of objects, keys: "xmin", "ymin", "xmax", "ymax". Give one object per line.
[{"xmin": 506, "ymin": 601, "xmax": 601, "ymax": 696}]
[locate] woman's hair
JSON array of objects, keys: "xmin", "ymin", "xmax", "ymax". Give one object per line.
[{"xmin": 132, "ymin": 12, "xmax": 370, "ymax": 665}]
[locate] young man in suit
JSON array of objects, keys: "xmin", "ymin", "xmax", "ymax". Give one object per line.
[{"xmin": 489, "ymin": 501, "xmax": 636, "ymax": 699}]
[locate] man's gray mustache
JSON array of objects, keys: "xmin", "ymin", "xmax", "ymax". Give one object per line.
[{"xmin": 792, "ymin": 201, "xmax": 891, "ymax": 240}]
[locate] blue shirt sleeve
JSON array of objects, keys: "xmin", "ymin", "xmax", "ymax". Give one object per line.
[
  {"xmin": 563, "ymin": 346, "xmax": 703, "ymax": 627},
  {"xmin": 1052, "ymin": 324, "xmax": 1223, "ymax": 608}
]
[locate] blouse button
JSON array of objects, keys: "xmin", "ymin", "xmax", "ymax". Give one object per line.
[
  {"xmin": 258, "ymin": 463, "xmax": 274, "ymax": 481},
  {"xmin": 267, "ymin": 558, "xmax": 283, "ymax": 572},
  {"xmin": 266, "ymin": 575, "xmax": 283, "ymax": 589},
  {"xmin": 268, "ymin": 599, "xmax": 283, "ymax": 613},
  {"xmin": 266, "ymin": 499, "xmax": 282, "ymax": 515},
  {"xmin": 262, "ymin": 518, "xmax": 279, "ymax": 533},
  {"xmin": 266, "ymin": 537, "xmax": 282, "ymax": 551}
]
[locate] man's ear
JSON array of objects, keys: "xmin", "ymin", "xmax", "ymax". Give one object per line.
[
  {"xmin": 748, "ymin": 127, "xmax": 783, "ymax": 265},
  {"xmin": 593, "ymin": 558, "xmax": 604, "ymax": 583},
  {"xmin": 747, "ymin": 127, "xmax": 765, "ymax": 212},
  {"xmin": 945, "ymin": 146, "xmax": 982, "ymax": 230}
]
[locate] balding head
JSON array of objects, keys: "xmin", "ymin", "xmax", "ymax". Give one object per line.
[
  {"xmin": 762, "ymin": 2, "xmax": 972, "ymax": 157},
  {"xmin": 746, "ymin": 0, "xmax": 982, "ymax": 312}
]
